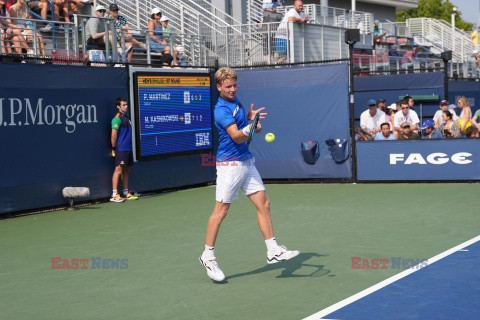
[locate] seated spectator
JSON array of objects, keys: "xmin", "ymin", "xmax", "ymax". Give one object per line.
[
  {"xmin": 275, "ymin": 0, "xmax": 308, "ymax": 64},
  {"xmin": 404, "ymin": 95, "xmax": 415, "ymax": 109},
  {"xmin": 160, "ymin": 15, "xmax": 171, "ymax": 44},
  {"xmin": 53, "ymin": 0, "xmax": 75, "ymax": 23},
  {"xmin": 374, "ymin": 122, "xmax": 395, "ymax": 141},
  {"xmin": 360, "ymin": 98, "xmax": 386, "ymax": 140},
  {"xmin": 386, "ymin": 102, "xmax": 398, "ymax": 138},
  {"xmin": 373, "ymin": 21, "xmax": 385, "ymax": 45},
  {"xmin": 26, "ymin": 0, "xmax": 48, "ymax": 20},
  {"xmin": 420, "ymin": 120, "xmax": 443, "ymax": 139},
  {"xmin": 7, "ymin": 0, "xmax": 45, "ymax": 55},
  {"xmin": 394, "ymin": 99, "xmax": 420, "ymax": 134},
  {"xmin": 471, "ymin": 107, "xmax": 480, "ymax": 130},
  {"xmin": 465, "ymin": 125, "xmax": 479, "ymax": 138},
  {"xmin": 401, "ymin": 48, "xmax": 418, "ymax": 70},
  {"xmin": 397, "ymin": 122, "xmax": 420, "ymax": 140},
  {"xmin": 439, "ymin": 110, "xmax": 460, "ymax": 138},
  {"xmin": 147, "ymin": 7, "xmax": 173, "ymax": 65},
  {"xmin": 456, "ymin": 96, "xmax": 472, "ymax": 134},
  {"xmin": 355, "ymin": 124, "xmax": 369, "ymax": 141},
  {"xmin": 376, "ymin": 99, "xmax": 386, "ymax": 113},
  {"xmin": 173, "ymin": 44, "xmax": 187, "ymax": 67},
  {"xmin": 433, "ymin": 100, "xmax": 458, "ymax": 128},
  {"xmin": 110, "ymin": 3, "xmax": 145, "ymax": 62},
  {"xmin": 473, "ymin": 48, "xmax": 480, "ymax": 69},
  {"xmin": 85, "ymin": 5, "xmax": 111, "ymax": 50}
]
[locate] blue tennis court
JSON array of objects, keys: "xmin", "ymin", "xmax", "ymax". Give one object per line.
[{"xmin": 306, "ymin": 236, "xmax": 480, "ymax": 320}]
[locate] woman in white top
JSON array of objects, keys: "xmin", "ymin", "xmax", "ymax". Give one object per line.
[{"xmin": 8, "ymin": 0, "xmax": 45, "ymax": 55}]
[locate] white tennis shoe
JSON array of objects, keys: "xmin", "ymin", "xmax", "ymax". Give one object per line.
[
  {"xmin": 267, "ymin": 245, "xmax": 300, "ymax": 264},
  {"xmin": 199, "ymin": 255, "xmax": 225, "ymax": 282}
]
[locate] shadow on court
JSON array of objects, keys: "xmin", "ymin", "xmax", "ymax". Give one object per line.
[{"xmin": 223, "ymin": 252, "xmax": 331, "ymax": 282}]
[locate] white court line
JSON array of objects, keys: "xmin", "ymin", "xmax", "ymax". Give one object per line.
[{"xmin": 303, "ymin": 235, "xmax": 480, "ymax": 320}]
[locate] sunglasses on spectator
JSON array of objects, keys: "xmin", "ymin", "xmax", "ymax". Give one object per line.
[
  {"xmin": 99, "ymin": 10, "xmax": 106, "ymax": 13},
  {"xmin": 368, "ymin": 104, "xmax": 376, "ymax": 107}
]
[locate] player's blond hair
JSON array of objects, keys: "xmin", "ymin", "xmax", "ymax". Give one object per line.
[{"xmin": 215, "ymin": 67, "xmax": 237, "ymax": 86}]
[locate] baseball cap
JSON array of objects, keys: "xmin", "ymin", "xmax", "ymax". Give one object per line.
[
  {"xmin": 387, "ymin": 103, "xmax": 397, "ymax": 110},
  {"xmin": 160, "ymin": 16, "xmax": 169, "ymax": 22},
  {"xmin": 400, "ymin": 122, "xmax": 411, "ymax": 128},
  {"xmin": 109, "ymin": 3, "xmax": 119, "ymax": 11},
  {"xmin": 151, "ymin": 7, "xmax": 161, "ymax": 15},
  {"xmin": 95, "ymin": 5, "xmax": 107, "ymax": 12},
  {"xmin": 264, "ymin": 3, "xmax": 273, "ymax": 9},
  {"xmin": 376, "ymin": 99, "xmax": 386, "ymax": 104},
  {"xmin": 367, "ymin": 99, "xmax": 376, "ymax": 106},
  {"xmin": 440, "ymin": 100, "xmax": 449, "ymax": 106},
  {"xmin": 420, "ymin": 120, "xmax": 434, "ymax": 130}
]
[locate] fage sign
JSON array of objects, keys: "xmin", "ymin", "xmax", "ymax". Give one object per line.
[{"xmin": 357, "ymin": 140, "xmax": 480, "ymax": 180}]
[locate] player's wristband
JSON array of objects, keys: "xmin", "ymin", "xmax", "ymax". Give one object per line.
[{"xmin": 242, "ymin": 125, "xmax": 251, "ymax": 137}]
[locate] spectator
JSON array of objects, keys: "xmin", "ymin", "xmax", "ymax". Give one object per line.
[
  {"xmin": 471, "ymin": 25, "xmax": 480, "ymax": 45},
  {"xmin": 260, "ymin": 3, "xmax": 283, "ymax": 64},
  {"xmin": 404, "ymin": 95, "xmax": 415, "ymax": 109},
  {"xmin": 8, "ymin": 0, "xmax": 46, "ymax": 55},
  {"xmin": 360, "ymin": 98, "xmax": 386, "ymax": 140},
  {"xmin": 401, "ymin": 48, "xmax": 418, "ymax": 70},
  {"xmin": 110, "ymin": 3, "xmax": 144, "ymax": 62},
  {"xmin": 387, "ymin": 102, "xmax": 400, "ymax": 138},
  {"xmin": 470, "ymin": 107, "xmax": 480, "ymax": 131},
  {"xmin": 433, "ymin": 100, "xmax": 458, "ymax": 129},
  {"xmin": 53, "ymin": 0, "xmax": 73, "ymax": 23},
  {"xmin": 376, "ymin": 99, "xmax": 386, "ymax": 113},
  {"xmin": 26, "ymin": 0, "xmax": 48, "ymax": 21},
  {"xmin": 172, "ymin": 44, "xmax": 186, "ymax": 67},
  {"xmin": 374, "ymin": 122, "xmax": 395, "ymax": 141},
  {"xmin": 456, "ymin": 96, "xmax": 472, "ymax": 134},
  {"xmin": 373, "ymin": 21, "xmax": 385, "ymax": 45},
  {"xmin": 275, "ymin": 0, "xmax": 308, "ymax": 64},
  {"xmin": 355, "ymin": 124, "xmax": 369, "ymax": 141},
  {"xmin": 474, "ymin": 49, "xmax": 480, "ymax": 69},
  {"xmin": 85, "ymin": 5, "xmax": 110, "ymax": 50},
  {"xmin": 160, "ymin": 15, "xmax": 170, "ymax": 44},
  {"xmin": 420, "ymin": 120, "xmax": 443, "ymax": 139},
  {"xmin": 397, "ymin": 122, "xmax": 420, "ymax": 140},
  {"xmin": 147, "ymin": 7, "xmax": 173, "ymax": 66},
  {"xmin": 262, "ymin": 0, "xmax": 282, "ymax": 10},
  {"xmin": 439, "ymin": 110, "xmax": 460, "ymax": 138},
  {"xmin": 394, "ymin": 99, "xmax": 420, "ymax": 134},
  {"xmin": 465, "ymin": 125, "xmax": 479, "ymax": 138}
]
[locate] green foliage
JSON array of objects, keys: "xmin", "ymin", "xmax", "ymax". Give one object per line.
[{"xmin": 396, "ymin": 0, "xmax": 475, "ymax": 32}]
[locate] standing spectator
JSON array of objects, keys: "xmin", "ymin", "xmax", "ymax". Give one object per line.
[
  {"xmin": 456, "ymin": 96, "xmax": 472, "ymax": 134},
  {"xmin": 397, "ymin": 122, "xmax": 420, "ymax": 140},
  {"xmin": 470, "ymin": 107, "xmax": 480, "ymax": 131},
  {"xmin": 360, "ymin": 98, "xmax": 386, "ymax": 140},
  {"xmin": 373, "ymin": 21, "xmax": 385, "ymax": 45},
  {"xmin": 439, "ymin": 110, "xmax": 460, "ymax": 138},
  {"xmin": 8, "ymin": 0, "xmax": 46, "ymax": 55},
  {"xmin": 260, "ymin": 3, "xmax": 283, "ymax": 64},
  {"xmin": 376, "ymin": 99, "xmax": 386, "ymax": 113},
  {"xmin": 401, "ymin": 48, "xmax": 417, "ymax": 70},
  {"xmin": 433, "ymin": 100, "xmax": 458, "ymax": 128},
  {"xmin": 85, "ymin": 5, "xmax": 110, "ymax": 50},
  {"xmin": 275, "ymin": 0, "xmax": 308, "ymax": 64},
  {"xmin": 394, "ymin": 100, "xmax": 420, "ymax": 134},
  {"xmin": 111, "ymin": 97, "xmax": 138, "ymax": 203},
  {"xmin": 471, "ymin": 25, "xmax": 480, "ymax": 45},
  {"xmin": 420, "ymin": 120, "xmax": 443, "ymax": 139},
  {"xmin": 110, "ymin": 3, "xmax": 144, "ymax": 62},
  {"xmin": 465, "ymin": 125, "xmax": 479, "ymax": 138},
  {"xmin": 374, "ymin": 122, "xmax": 395, "ymax": 141},
  {"xmin": 262, "ymin": 0, "xmax": 282, "ymax": 9}
]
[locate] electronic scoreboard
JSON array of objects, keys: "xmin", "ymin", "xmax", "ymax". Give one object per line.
[{"xmin": 131, "ymin": 69, "xmax": 213, "ymax": 161}]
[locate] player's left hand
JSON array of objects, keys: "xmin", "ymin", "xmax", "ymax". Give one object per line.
[{"xmin": 248, "ymin": 103, "xmax": 267, "ymax": 121}]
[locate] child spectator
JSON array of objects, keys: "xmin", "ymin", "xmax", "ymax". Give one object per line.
[{"xmin": 172, "ymin": 44, "xmax": 187, "ymax": 67}]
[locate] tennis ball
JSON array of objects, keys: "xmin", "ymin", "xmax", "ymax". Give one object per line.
[{"xmin": 265, "ymin": 133, "xmax": 275, "ymax": 142}]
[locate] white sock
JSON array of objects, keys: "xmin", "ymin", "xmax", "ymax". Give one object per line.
[
  {"xmin": 202, "ymin": 245, "xmax": 215, "ymax": 260},
  {"xmin": 265, "ymin": 237, "xmax": 280, "ymax": 252},
  {"xmin": 123, "ymin": 189, "xmax": 129, "ymax": 196},
  {"xmin": 112, "ymin": 190, "xmax": 117, "ymax": 197}
]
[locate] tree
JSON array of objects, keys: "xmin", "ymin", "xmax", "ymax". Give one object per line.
[{"xmin": 396, "ymin": 0, "xmax": 474, "ymax": 32}]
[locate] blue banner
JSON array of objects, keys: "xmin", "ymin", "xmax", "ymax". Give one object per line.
[{"xmin": 357, "ymin": 139, "xmax": 480, "ymax": 180}]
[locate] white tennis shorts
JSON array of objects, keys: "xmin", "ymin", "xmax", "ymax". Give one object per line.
[{"xmin": 215, "ymin": 157, "xmax": 265, "ymax": 203}]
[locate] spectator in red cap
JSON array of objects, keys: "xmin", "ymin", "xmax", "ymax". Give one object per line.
[{"xmin": 433, "ymin": 100, "xmax": 458, "ymax": 129}]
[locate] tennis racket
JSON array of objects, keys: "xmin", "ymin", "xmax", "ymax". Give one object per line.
[{"xmin": 246, "ymin": 113, "xmax": 260, "ymax": 145}]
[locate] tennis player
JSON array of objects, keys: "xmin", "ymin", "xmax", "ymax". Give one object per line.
[{"xmin": 199, "ymin": 67, "xmax": 299, "ymax": 282}]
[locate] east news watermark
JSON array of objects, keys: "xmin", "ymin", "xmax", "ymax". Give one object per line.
[
  {"xmin": 51, "ymin": 257, "xmax": 128, "ymax": 270},
  {"xmin": 351, "ymin": 257, "xmax": 429, "ymax": 270}
]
